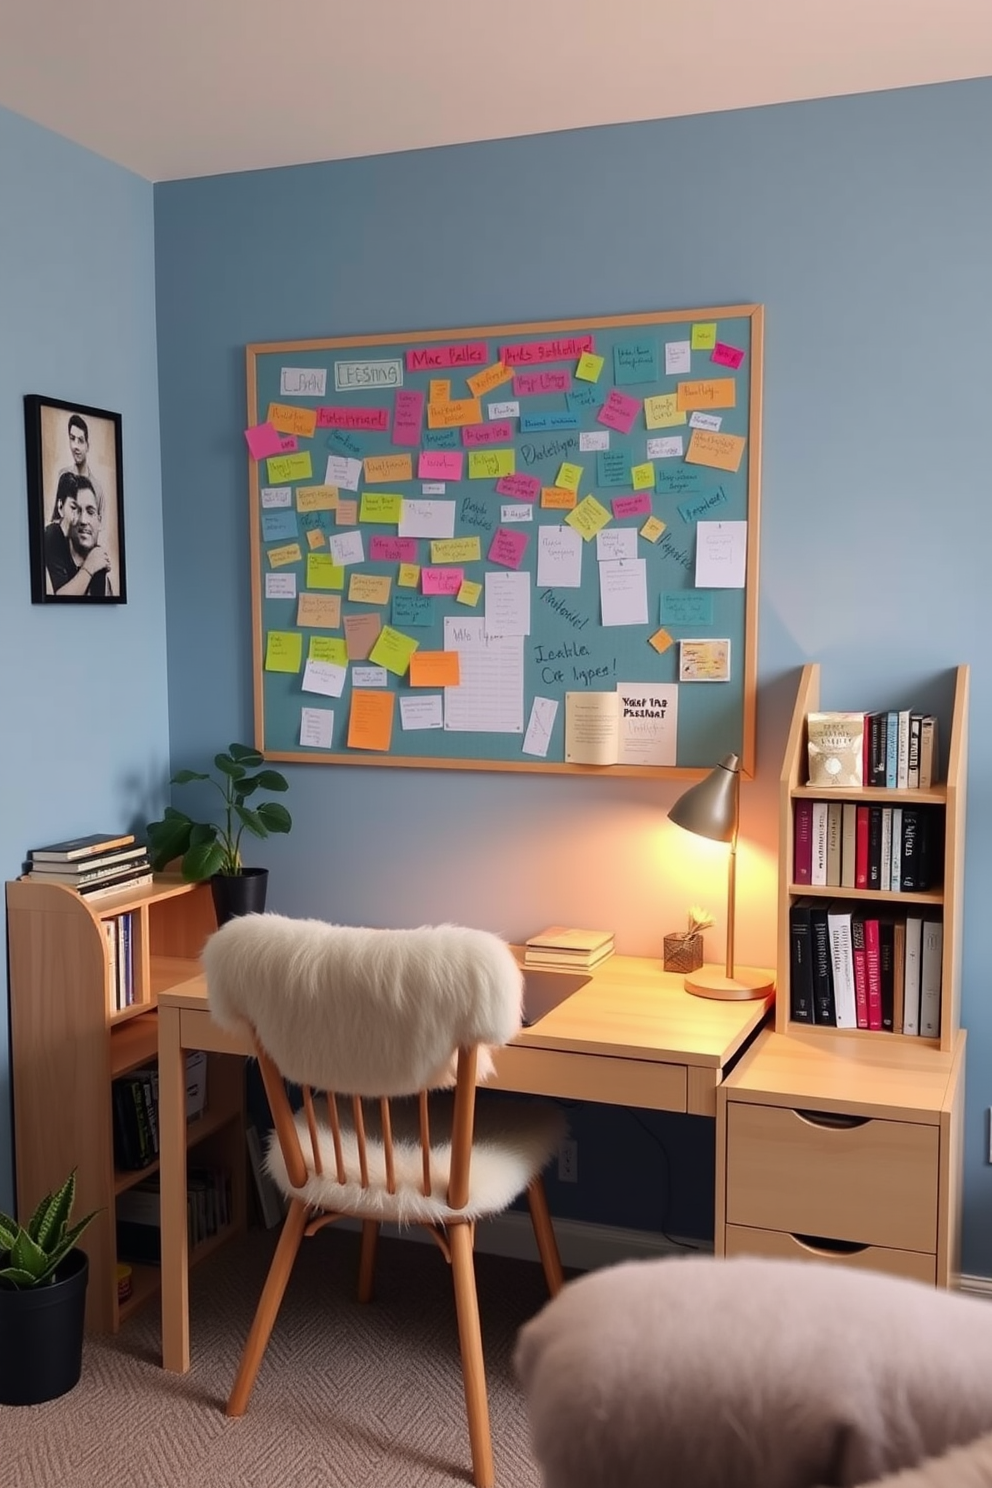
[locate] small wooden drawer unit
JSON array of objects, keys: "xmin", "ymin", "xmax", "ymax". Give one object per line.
[{"xmin": 716, "ymin": 1028, "xmax": 965, "ymax": 1287}]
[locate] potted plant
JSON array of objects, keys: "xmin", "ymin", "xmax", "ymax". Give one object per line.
[
  {"xmin": 0, "ymin": 1169, "xmax": 98, "ymax": 1405},
  {"xmin": 145, "ymin": 742, "xmax": 292, "ymax": 923}
]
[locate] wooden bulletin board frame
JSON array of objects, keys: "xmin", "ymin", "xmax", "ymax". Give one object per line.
[{"xmin": 247, "ymin": 304, "xmax": 763, "ymax": 778}]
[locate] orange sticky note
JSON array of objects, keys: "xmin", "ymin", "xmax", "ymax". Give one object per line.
[
  {"xmin": 466, "ymin": 361, "xmax": 513, "ymax": 397},
  {"xmin": 347, "ymin": 690, "xmax": 394, "ymax": 752},
  {"xmin": 266, "ymin": 402, "xmax": 318, "ymax": 438},
  {"xmin": 685, "ymin": 429, "xmax": 746, "ymax": 473},
  {"xmin": 409, "ymin": 650, "xmax": 461, "ymax": 687},
  {"xmin": 336, "ymin": 499, "xmax": 358, "ymax": 525},
  {"xmin": 363, "ymin": 453, "xmax": 413, "ymax": 483},
  {"xmin": 676, "ymin": 378, "xmax": 737, "ymax": 411},
  {"xmin": 427, "ymin": 397, "xmax": 482, "ymax": 428},
  {"xmin": 648, "ymin": 628, "xmax": 674, "ymax": 654},
  {"xmin": 541, "ymin": 486, "xmax": 577, "ymax": 510}
]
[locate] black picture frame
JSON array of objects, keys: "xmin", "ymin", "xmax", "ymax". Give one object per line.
[{"xmin": 25, "ymin": 394, "xmax": 127, "ymax": 604}]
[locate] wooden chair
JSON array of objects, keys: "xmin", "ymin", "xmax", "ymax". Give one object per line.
[{"xmin": 204, "ymin": 913, "xmax": 565, "ymax": 1488}]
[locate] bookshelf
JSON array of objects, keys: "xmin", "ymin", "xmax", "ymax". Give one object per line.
[
  {"xmin": 714, "ymin": 663, "xmax": 967, "ymax": 1286},
  {"xmin": 5, "ymin": 875, "xmax": 246, "ymax": 1332}
]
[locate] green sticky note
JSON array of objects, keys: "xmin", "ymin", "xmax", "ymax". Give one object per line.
[
  {"xmin": 359, "ymin": 491, "xmax": 403, "ymax": 524},
  {"xmin": 309, "ymin": 636, "xmax": 348, "ymax": 666},
  {"xmin": 467, "ymin": 449, "xmax": 515, "ymax": 479},
  {"xmin": 306, "ymin": 554, "xmax": 345, "ymax": 590},
  {"xmin": 368, "ymin": 625, "xmax": 420, "ymax": 678},
  {"xmin": 264, "ymin": 631, "xmax": 303, "ymax": 673},
  {"xmin": 631, "ymin": 461, "xmax": 656, "ymax": 490},
  {"xmin": 691, "ymin": 322, "xmax": 717, "ymax": 350}
]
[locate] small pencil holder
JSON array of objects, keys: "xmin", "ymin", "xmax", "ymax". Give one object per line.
[{"xmin": 663, "ymin": 932, "xmax": 704, "ymax": 974}]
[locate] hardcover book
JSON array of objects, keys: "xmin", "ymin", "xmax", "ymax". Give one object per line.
[
  {"xmin": 826, "ymin": 902, "xmax": 858, "ymax": 1029},
  {"xmin": 29, "ymin": 831, "xmax": 135, "ymax": 862},
  {"xmin": 793, "ymin": 800, "xmax": 813, "ymax": 885},
  {"xmin": 788, "ymin": 898, "xmax": 816, "ymax": 1025},
  {"xmin": 809, "ymin": 901, "xmax": 836, "ymax": 1026},
  {"xmin": 806, "ymin": 713, "xmax": 865, "ymax": 788}
]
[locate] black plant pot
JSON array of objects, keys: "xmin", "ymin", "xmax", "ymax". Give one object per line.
[
  {"xmin": 0, "ymin": 1247, "xmax": 88, "ymax": 1405},
  {"xmin": 210, "ymin": 866, "xmax": 269, "ymax": 926}
]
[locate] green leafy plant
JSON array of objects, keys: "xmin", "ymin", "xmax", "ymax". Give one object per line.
[
  {"xmin": 145, "ymin": 742, "xmax": 292, "ymax": 881},
  {"xmin": 0, "ymin": 1170, "xmax": 98, "ymax": 1289}
]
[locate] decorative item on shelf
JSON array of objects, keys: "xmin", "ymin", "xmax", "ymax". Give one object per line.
[
  {"xmin": 0, "ymin": 1168, "xmax": 99, "ymax": 1406},
  {"xmin": 145, "ymin": 743, "xmax": 292, "ymax": 925},
  {"xmin": 663, "ymin": 906, "xmax": 712, "ymax": 974},
  {"xmin": 668, "ymin": 754, "xmax": 775, "ymax": 1001}
]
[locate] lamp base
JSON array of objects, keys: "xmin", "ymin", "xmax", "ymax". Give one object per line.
[{"xmin": 683, "ymin": 964, "xmax": 774, "ymax": 1001}]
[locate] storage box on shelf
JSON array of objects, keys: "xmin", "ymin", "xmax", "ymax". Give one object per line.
[{"xmin": 5, "ymin": 875, "xmax": 246, "ymax": 1332}]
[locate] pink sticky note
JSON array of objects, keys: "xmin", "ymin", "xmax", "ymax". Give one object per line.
[
  {"xmin": 244, "ymin": 421, "xmax": 284, "ymax": 459},
  {"xmin": 462, "ymin": 420, "xmax": 514, "ymax": 448},
  {"xmin": 393, "ymin": 389, "xmax": 425, "ymax": 446},
  {"xmin": 488, "ymin": 528, "xmax": 529, "ymax": 569},
  {"xmin": 277, "ymin": 434, "xmax": 298, "ymax": 452},
  {"xmin": 418, "ymin": 450, "xmax": 464, "ymax": 481},
  {"xmin": 369, "ymin": 536, "xmax": 419, "ymax": 562},
  {"xmin": 421, "ymin": 567, "xmax": 464, "ymax": 596},
  {"xmin": 597, "ymin": 389, "xmax": 640, "ymax": 435},
  {"xmin": 512, "ymin": 370, "xmax": 571, "ymax": 396},
  {"xmin": 612, "ymin": 493, "xmax": 652, "ymax": 518},
  {"xmin": 711, "ymin": 342, "xmax": 745, "ymax": 369},
  {"xmin": 495, "ymin": 473, "xmax": 541, "ymax": 502}
]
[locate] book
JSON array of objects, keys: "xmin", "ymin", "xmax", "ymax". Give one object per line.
[
  {"xmin": 878, "ymin": 917, "xmax": 896, "ymax": 1032},
  {"xmin": 793, "ymin": 800, "xmax": 813, "ymax": 885},
  {"xmin": 892, "ymin": 919, "xmax": 906, "ymax": 1034},
  {"xmin": 563, "ymin": 687, "xmax": 678, "ymax": 767},
  {"xmin": 899, "ymin": 807, "xmax": 922, "ymax": 892},
  {"xmin": 866, "ymin": 711, "xmax": 887, "ymax": 788},
  {"xmin": 919, "ymin": 920, "xmax": 943, "ymax": 1038},
  {"xmin": 916, "ymin": 807, "xmax": 942, "ymax": 893},
  {"xmin": 850, "ymin": 912, "xmax": 869, "ymax": 1029},
  {"xmin": 907, "ymin": 713, "xmax": 923, "ymax": 790},
  {"xmin": 866, "ymin": 806, "xmax": 883, "ymax": 892},
  {"xmin": 25, "ymin": 844, "xmax": 148, "ymax": 877},
  {"xmin": 903, "ymin": 916, "xmax": 923, "ymax": 1036},
  {"xmin": 525, "ymin": 926, "xmax": 615, "ymax": 954},
  {"xmin": 825, "ymin": 802, "xmax": 843, "ymax": 889},
  {"xmin": 24, "ymin": 853, "xmax": 150, "ymax": 887},
  {"xmin": 788, "ymin": 898, "xmax": 816, "ymax": 1025},
  {"xmin": 826, "ymin": 902, "xmax": 857, "ymax": 1029},
  {"xmin": 889, "ymin": 807, "xmax": 903, "ymax": 894},
  {"xmin": 76, "ymin": 870, "xmax": 155, "ymax": 902},
  {"xmin": 840, "ymin": 802, "xmax": 858, "ymax": 890},
  {"xmin": 809, "ymin": 901, "xmax": 836, "ymax": 1026},
  {"xmin": 854, "ymin": 806, "xmax": 869, "ymax": 890},
  {"xmin": 864, "ymin": 917, "xmax": 883, "ymax": 1031},
  {"xmin": 28, "ymin": 832, "xmax": 136, "ymax": 862},
  {"xmin": 524, "ymin": 943, "xmax": 614, "ymax": 970},
  {"xmin": 810, "ymin": 801, "xmax": 829, "ymax": 887},
  {"xmin": 879, "ymin": 806, "xmax": 892, "ymax": 893},
  {"xmin": 895, "ymin": 709, "xmax": 911, "ymax": 790},
  {"xmin": 919, "ymin": 715, "xmax": 939, "ymax": 789},
  {"xmin": 885, "ymin": 710, "xmax": 899, "ymax": 789},
  {"xmin": 806, "ymin": 712, "xmax": 864, "ymax": 788}
]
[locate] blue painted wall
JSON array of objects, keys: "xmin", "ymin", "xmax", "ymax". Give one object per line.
[
  {"xmin": 154, "ymin": 77, "xmax": 992, "ymax": 1272},
  {"xmin": 0, "ymin": 106, "xmax": 170, "ymax": 1212}
]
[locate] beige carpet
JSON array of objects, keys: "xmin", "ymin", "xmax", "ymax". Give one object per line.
[{"xmin": 2, "ymin": 1224, "xmax": 556, "ymax": 1487}]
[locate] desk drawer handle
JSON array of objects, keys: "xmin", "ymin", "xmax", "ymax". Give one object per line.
[
  {"xmin": 795, "ymin": 1109, "xmax": 870, "ymax": 1130},
  {"xmin": 792, "ymin": 1233, "xmax": 869, "ymax": 1256}
]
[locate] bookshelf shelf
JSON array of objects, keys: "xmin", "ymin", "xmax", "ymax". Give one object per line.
[{"xmin": 5, "ymin": 874, "xmax": 246, "ymax": 1334}]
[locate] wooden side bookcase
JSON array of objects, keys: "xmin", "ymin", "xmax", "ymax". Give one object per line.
[
  {"xmin": 715, "ymin": 663, "xmax": 968, "ymax": 1286},
  {"xmin": 5, "ymin": 875, "xmax": 246, "ymax": 1332}
]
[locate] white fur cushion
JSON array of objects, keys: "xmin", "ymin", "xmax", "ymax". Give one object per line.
[
  {"xmin": 265, "ymin": 1095, "xmax": 566, "ymax": 1224},
  {"xmin": 203, "ymin": 913, "xmax": 524, "ymax": 1096},
  {"xmin": 515, "ymin": 1256, "xmax": 992, "ymax": 1488}
]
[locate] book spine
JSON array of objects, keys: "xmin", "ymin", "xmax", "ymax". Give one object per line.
[
  {"xmin": 869, "ymin": 712, "xmax": 887, "ymax": 787},
  {"xmin": 809, "ymin": 903, "xmax": 836, "ymax": 1026},
  {"xmin": 854, "ymin": 806, "xmax": 869, "ymax": 890},
  {"xmin": 907, "ymin": 713, "xmax": 922, "ymax": 789},
  {"xmin": 878, "ymin": 918, "xmax": 895, "ymax": 1032},
  {"xmin": 867, "ymin": 806, "xmax": 883, "ymax": 892},
  {"xmin": 896, "ymin": 710, "xmax": 911, "ymax": 789},
  {"xmin": 793, "ymin": 800, "xmax": 813, "ymax": 885},
  {"xmin": 900, "ymin": 807, "xmax": 921, "ymax": 892},
  {"xmin": 918, "ymin": 715, "xmax": 938, "ymax": 789},
  {"xmin": 919, "ymin": 920, "xmax": 943, "ymax": 1038},
  {"xmin": 889, "ymin": 808, "xmax": 902, "ymax": 893},
  {"xmin": 885, "ymin": 711, "xmax": 899, "ymax": 789},
  {"xmin": 851, "ymin": 912, "xmax": 869, "ymax": 1029},
  {"xmin": 811, "ymin": 801, "xmax": 829, "ymax": 887},
  {"xmin": 892, "ymin": 920, "xmax": 906, "ymax": 1034},
  {"xmin": 827, "ymin": 905, "xmax": 857, "ymax": 1029},
  {"xmin": 840, "ymin": 802, "xmax": 858, "ymax": 890},
  {"xmin": 879, "ymin": 806, "xmax": 892, "ymax": 893},
  {"xmin": 903, "ymin": 916, "xmax": 923, "ymax": 1035},
  {"xmin": 864, "ymin": 917, "xmax": 883, "ymax": 1031},
  {"xmin": 788, "ymin": 901, "xmax": 815, "ymax": 1025},
  {"xmin": 825, "ymin": 802, "xmax": 843, "ymax": 889}
]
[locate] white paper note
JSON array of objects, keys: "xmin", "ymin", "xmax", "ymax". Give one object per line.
[
  {"xmin": 265, "ymin": 572, "xmax": 297, "ymax": 599},
  {"xmin": 646, "ymin": 435, "xmax": 684, "ymax": 459},
  {"xmin": 599, "ymin": 558, "xmax": 648, "ymax": 626},
  {"xmin": 260, "ymin": 486, "xmax": 293, "ymax": 508},
  {"xmin": 689, "ymin": 412, "xmax": 722, "ymax": 431},
  {"xmin": 501, "ymin": 504, "xmax": 534, "ymax": 523},
  {"xmin": 596, "ymin": 527, "xmax": 637, "ymax": 562},
  {"xmin": 488, "ymin": 401, "xmax": 519, "ymax": 419},
  {"xmin": 443, "ymin": 617, "xmax": 524, "ymax": 733},
  {"xmin": 616, "ymin": 683, "xmax": 679, "ymax": 766},
  {"xmin": 536, "ymin": 525, "xmax": 582, "ymax": 589},
  {"xmin": 328, "ymin": 530, "xmax": 365, "ymax": 567},
  {"xmin": 485, "ymin": 570, "xmax": 531, "ymax": 637},
  {"xmin": 324, "ymin": 455, "xmax": 362, "ymax": 491},
  {"xmin": 665, "ymin": 340, "xmax": 691, "ymax": 375},
  {"xmin": 351, "ymin": 666, "xmax": 388, "ymax": 688},
  {"xmin": 421, "ymin": 482, "xmax": 446, "ymax": 494},
  {"xmin": 300, "ymin": 707, "xmax": 334, "ymax": 747},
  {"xmin": 281, "ymin": 366, "xmax": 327, "ymax": 397},
  {"xmin": 579, "ymin": 430, "xmax": 609, "ymax": 452},
  {"xmin": 301, "ymin": 659, "xmax": 347, "ymax": 697},
  {"xmin": 398, "ymin": 499, "xmax": 456, "ymax": 539},
  {"xmin": 695, "ymin": 520, "xmax": 747, "ymax": 588},
  {"xmin": 400, "ymin": 695, "xmax": 444, "ymax": 730},
  {"xmin": 522, "ymin": 696, "xmax": 559, "ymax": 758}
]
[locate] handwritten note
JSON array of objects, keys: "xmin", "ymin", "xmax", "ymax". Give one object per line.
[
  {"xmin": 644, "ymin": 392, "xmax": 687, "ymax": 429},
  {"xmin": 430, "ymin": 537, "xmax": 481, "ymax": 563},
  {"xmin": 266, "ymin": 452, "xmax": 312, "ymax": 484},
  {"xmin": 466, "ymin": 361, "xmax": 513, "ymax": 397},
  {"xmin": 485, "ymin": 570, "xmax": 531, "ymax": 637},
  {"xmin": 347, "ymin": 690, "xmax": 394, "ymax": 751},
  {"xmin": 640, "ymin": 515, "xmax": 667, "ymax": 543},
  {"xmin": 495, "ymin": 473, "xmax": 540, "ymax": 502},
  {"xmin": 409, "ymin": 651, "xmax": 461, "ymax": 687},
  {"xmin": 661, "ymin": 591, "xmax": 714, "ymax": 626},
  {"xmin": 281, "ymin": 366, "xmax": 327, "ymax": 397},
  {"xmin": 348, "ymin": 573, "xmax": 392, "ymax": 605},
  {"xmin": 397, "ymin": 563, "xmax": 420, "ymax": 588},
  {"xmin": 359, "ymin": 492, "xmax": 403, "ymax": 524},
  {"xmin": 488, "ymin": 527, "xmax": 529, "ymax": 569},
  {"xmin": 418, "ymin": 450, "xmax": 464, "ymax": 481},
  {"xmin": 324, "ymin": 455, "xmax": 362, "ymax": 491},
  {"xmin": 265, "ymin": 572, "xmax": 297, "ymax": 599},
  {"xmin": 392, "ymin": 593, "xmax": 435, "ymax": 628},
  {"xmin": 267, "ymin": 402, "xmax": 317, "ymax": 438},
  {"xmin": 468, "ymin": 449, "xmax": 515, "ymax": 479},
  {"xmin": 611, "ymin": 493, "xmax": 652, "ymax": 519},
  {"xmin": 300, "ymin": 706, "xmax": 334, "ymax": 748},
  {"xmin": 679, "ymin": 638, "xmax": 731, "ymax": 682},
  {"xmin": 691, "ymin": 323, "xmax": 717, "ymax": 350},
  {"xmin": 343, "ymin": 612, "xmax": 382, "ymax": 660},
  {"xmin": 457, "ymin": 580, "xmax": 482, "ymax": 606},
  {"xmin": 297, "ymin": 593, "xmax": 341, "ymax": 628},
  {"xmin": 711, "ymin": 342, "xmax": 745, "ymax": 369},
  {"xmin": 694, "ymin": 520, "xmax": 747, "ymax": 588},
  {"xmin": 245, "ymin": 422, "xmax": 284, "ymax": 459},
  {"xmin": 599, "ymin": 559, "xmax": 648, "ymax": 626},
  {"xmin": 328, "ymin": 530, "xmax": 365, "ymax": 567},
  {"xmin": 442, "ymin": 617, "xmax": 524, "ymax": 734},
  {"xmin": 685, "ymin": 429, "xmax": 746, "ymax": 473},
  {"xmin": 400, "ymin": 695, "xmax": 444, "ymax": 730},
  {"xmin": 368, "ymin": 625, "xmax": 419, "ymax": 677},
  {"xmin": 392, "ymin": 389, "xmax": 425, "ymax": 446},
  {"xmin": 296, "ymin": 485, "xmax": 339, "ymax": 511},
  {"xmin": 369, "ymin": 535, "xmax": 418, "ymax": 563},
  {"xmin": 665, "ymin": 340, "xmax": 691, "ymax": 375},
  {"xmin": 302, "ymin": 658, "xmax": 347, "ymax": 697},
  {"xmin": 268, "ymin": 542, "xmax": 303, "ymax": 569},
  {"xmin": 306, "ymin": 554, "xmax": 344, "ymax": 589},
  {"xmin": 364, "ymin": 454, "xmax": 412, "ymax": 484},
  {"xmin": 575, "ymin": 352, "xmax": 604, "ymax": 383},
  {"xmin": 676, "ymin": 379, "xmax": 736, "ymax": 411},
  {"xmin": 630, "ymin": 462, "xmax": 655, "ymax": 491},
  {"xmin": 565, "ymin": 495, "xmax": 611, "ymax": 542},
  {"xmin": 265, "ymin": 631, "xmax": 303, "ymax": 672},
  {"xmin": 398, "ymin": 500, "xmax": 456, "ymax": 539},
  {"xmin": 614, "ymin": 340, "xmax": 658, "ymax": 385},
  {"xmin": 262, "ymin": 510, "xmax": 299, "ymax": 543},
  {"xmin": 597, "ymin": 388, "xmax": 640, "ymax": 435},
  {"xmin": 422, "ymin": 567, "xmax": 464, "ymax": 596},
  {"xmin": 596, "ymin": 527, "xmax": 637, "ymax": 561},
  {"xmin": 541, "ymin": 487, "xmax": 577, "ymax": 510},
  {"xmin": 522, "ymin": 696, "xmax": 559, "ymax": 757}
]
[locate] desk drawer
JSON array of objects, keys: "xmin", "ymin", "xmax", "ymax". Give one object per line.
[
  {"xmin": 725, "ymin": 1102, "xmax": 938, "ymax": 1252},
  {"xmin": 489, "ymin": 1045, "xmax": 686, "ymax": 1111},
  {"xmin": 724, "ymin": 1224, "xmax": 936, "ymax": 1285}
]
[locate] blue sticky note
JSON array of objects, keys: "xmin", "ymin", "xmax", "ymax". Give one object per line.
[
  {"xmin": 326, "ymin": 429, "xmax": 364, "ymax": 457},
  {"xmin": 262, "ymin": 509, "xmax": 299, "ymax": 542},
  {"xmin": 423, "ymin": 428, "xmax": 460, "ymax": 451},
  {"xmin": 660, "ymin": 592, "xmax": 714, "ymax": 626},
  {"xmin": 597, "ymin": 451, "xmax": 629, "ymax": 488},
  {"xmin": 520, "ymin": 412, "xmax": 580, "ymax": 433},
  {"xmin": 613, "ymin": 339, "xmax": 659, "ymax": 385},
  {"xmin": 392, "ymin": 593, "xmax": 436, "ymax": 628},
  {"xmin": 566, "ymin": 385, "xmax": 606, "ymax": 412},
  {"xmin": 677, "ymin": 487, "xmax": 729, "ymax": 524}
]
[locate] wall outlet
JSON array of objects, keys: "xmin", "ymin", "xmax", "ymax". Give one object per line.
[{"xmin": 558, "ymin": 1139, "xmax": 578, "ymax": 1183}]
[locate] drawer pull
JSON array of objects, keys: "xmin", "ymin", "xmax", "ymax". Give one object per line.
[
  {"xmin": 795, "ymin": 1109, "xmax": 870, "ymax": 1130},
  {"xmin": 792, "ymin": 1233, "xmax": 869, "ymax": 1256}
]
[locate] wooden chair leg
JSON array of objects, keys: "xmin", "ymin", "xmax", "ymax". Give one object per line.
[
  {"xmin": 449, "ymin": 1221, "xmax": 494, "ymax": 1488},
  {"xmin": 226, "ymin": 1198, "xmax": 308, "ymax": 1417},
  {"xmin": 357, "ymin": 1219, "xmax": 379, "ymax": 1303},
  {"xmin": 527, "ymin": 1176, "xmax": 564, "ymax": 1297}
]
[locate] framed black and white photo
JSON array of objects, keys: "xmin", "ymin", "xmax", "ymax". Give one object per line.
[{"xmin": 25, "ymin": 394, "xmax": 127, "ymax": 604}]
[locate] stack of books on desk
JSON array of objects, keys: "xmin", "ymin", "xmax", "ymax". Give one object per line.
[
  {"xmin": 23, "ymin": 832, "xmax": 153, "ymax": 901},
  {"xmin": 524, "ymin": 926, "xmax": 615, "ymax": 971}
]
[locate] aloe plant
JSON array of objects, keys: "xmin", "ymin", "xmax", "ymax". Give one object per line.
[
  {"xmin": 0, "ymin": 1170, "xmax": 98, "ymax": 1288},
  {"xmin": 145, "ymin": 742, "xmax": 292, "ymax": 881}
]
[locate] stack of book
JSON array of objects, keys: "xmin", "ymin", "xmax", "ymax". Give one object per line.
[
  {"xmin": 806, "ymin": 710, "xmax": 939, "ymax": 789},
  {"xmin": 23, "ymin": 832, "xmax": 153, "ymax": 901},
  {"xmin": 524, "ymin": 926, "xmax": 615, "ymax": 971}
]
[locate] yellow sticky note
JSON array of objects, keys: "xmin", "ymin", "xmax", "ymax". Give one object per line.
[
  {"xmin": 466, "ymin": 361, "xmax": 513, "ymax": 397},
  {"xmin": 296, "ymin": 485, "xmax": 339, "ymax": 511},
  {"xmin": 336, "ymin": 499, "xmax": 358, "ymax": 525},
  {"xmin": 431, "ymin": 536, "xmax": 481, "ymax": 564},
  {"xmin": 556, "ymin": 461, "xmax": 583, "ymax": 494},
  {"xmin": 264, "ymin": 631, "xmax": 303, "ymax": 673},
  {"xmin": 456, "ymin": 580, "xmax": 482, "ymax": 606},
  {"xmin": 467, "ymin": 449, "xmax": 515, "ymax": 478},
  {"xmin": 409, "ymin": 650, "xmax": 461, "ymax": 687},
  {"xmin": 369, "ymin": 624, "xmax": 420, "ymax": 678},
  {"xmin": 347, "ymin": 690, "xmax": 394, "ymax": 752},
  {"xmin": 266, "ymin": 402, "xmax": 318, "ymax": 438},
  {"xmin": 297, "ymin": 593, "xmax": 341, "ymax": 628},
  {"xmin": 268, "ymin": 542, "xmax": 303, "ymax": 569},
  {"xmin": 359, "ymin": 491, "xmax": 403, "ymax": 524},
  {"xmin": 575, "ymin": 351, "xmax": 604, "ymax": 383},
  {"xmin": 348, "ymin": 573, "xmax": 392, "ymax": 605},
  {"xmin": 691, "ymin": 323, "xmax": 717, "ymax": 350},
  {"xmin": 306, "ymin": 528, "xmax": 326, "ymax": 549},
  {"xmin": 427, "ymin": 397, "xmax": 482, "ymax": 429},
  {"xmin": 640, "ymin": 515, "xmax": 667, "ymax": 544},
  {"xmin": 266, "ymin": 452, "xmax": 312, "ymax": 484},
  {"xmin": 685, "ymin": 429, "xmax": 746, "ymax": 473},
  {"xmin": 429, "ymin": 379, "xmax": 451, "ymax": 404},
  {"xmin": 648, "ymin": 628, "xmax": 674, "ymax": 654},
  {"xmin": 306, "ymin": 554, "xmax": 345, "ymax": 590},
  {"xmin": 565, "ymin": 494, "xmax": 611, "ymax": 542},
  {"xmin": 631, "ymin": 461, "xmax": 656, "ymax": 491},
  {"xmin": 644, "ymin": 393, "xmax": 687, "ymax": 429},
  {"xmin": 676, "ymin": 379, "xmax": 737, "ymax": 411},
  {"xmin": 309, "ymin": 636, "xmax": 348, "ymax": 666},
  {"xmin": 397, "ymin": 563, "xmax": 421, "ymax": 588},
  {"xmin": 541, "ymin": 487, "xmax": 576, "ymax": 510},
  {"xmin": 363, "ymin": 454, "xmax": 413, "ymax": 484}
]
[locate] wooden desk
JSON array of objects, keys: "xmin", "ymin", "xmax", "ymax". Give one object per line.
[{"xmin": 157, "ymin": 954, "xmax": 772, "ymax": 1372}]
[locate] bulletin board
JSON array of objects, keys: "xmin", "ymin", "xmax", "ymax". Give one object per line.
[{"xmin": 246, "ymin": 304, "xmax": 763, "ymax": 778}]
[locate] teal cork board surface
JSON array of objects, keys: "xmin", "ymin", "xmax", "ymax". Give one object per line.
[{"xmin": 247, "ymin": 304, "xmax": 763, "ymax": 777}]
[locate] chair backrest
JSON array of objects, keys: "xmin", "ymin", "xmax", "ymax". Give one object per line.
[{"xmin": 203, "ymin": 914, "xmax": 525, "ymax": 1210}]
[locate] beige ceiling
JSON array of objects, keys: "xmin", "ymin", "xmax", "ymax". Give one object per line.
[{"xmin": 2, "ymin": 0, "xmax": 991, "ymax": 182}]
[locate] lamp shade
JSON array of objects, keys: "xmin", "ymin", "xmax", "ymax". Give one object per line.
[{"xmin": 667, "ymin": 754, "xmax": 740, "ymax": 843}]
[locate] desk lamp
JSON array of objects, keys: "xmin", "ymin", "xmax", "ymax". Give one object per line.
[{"xmin": 667, "ymin": 753, "xmax": 774, "ymax": 1001}]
